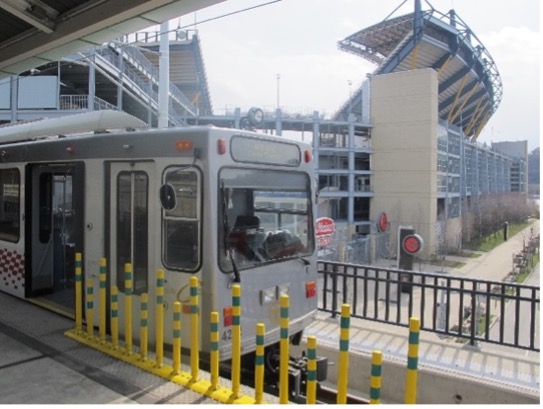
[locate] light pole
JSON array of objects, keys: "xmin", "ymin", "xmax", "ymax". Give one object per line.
[
  {"xmin": 276, "ymin": 73, "xmax": 281, "ymax": 110},
  {"xmin": 347, "ymin": 80, "xmax": 352, "ymax": 115}
]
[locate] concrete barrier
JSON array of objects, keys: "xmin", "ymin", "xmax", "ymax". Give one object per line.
[{"xmin": 297, "ymin": 341, "xmax": 539, "ymax": 404}]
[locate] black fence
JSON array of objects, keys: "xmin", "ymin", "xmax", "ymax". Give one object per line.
[{"xmin": 317, "ymin": 261, "xmax": 540, "ymax": 352}]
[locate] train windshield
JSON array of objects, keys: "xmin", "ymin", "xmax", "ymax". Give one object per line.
[{"xmin": 219, "ymin": 168, "xmax": 314, "ymax": 272}]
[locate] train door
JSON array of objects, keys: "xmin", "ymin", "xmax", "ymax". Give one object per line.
[
  {"xmin": 108, "ymin": 162, "xmax": 155, "ymax": 296},
  {"xmin": 27, "ymin": 163, "xmax": 84, "ymax": 309}
]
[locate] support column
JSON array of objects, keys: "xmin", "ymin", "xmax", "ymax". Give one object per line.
[
  {"xmin": 10, "ymin": 75, "xmax": 18, "ymax": 122},
  {"xmin": 312, "ymin": 111, "xmax": 320, "ymax": 173},
  {"xmin": 158, "ymin": 21, "xmax": 170, "ymax": 128},
  {"xmin": 88, "ymin": 55, "xmax": 95, "ymax": 111},
  {"xmin": 347, "ymin": 114, "xmax": 355, "ymax": 227},
  {"xmin": 275, "ymin": 108, "xmax": 282, "ymax": 136},
  {"xmin": 117, "ymin": 49, "xmax": 124, "ymax": 111}
]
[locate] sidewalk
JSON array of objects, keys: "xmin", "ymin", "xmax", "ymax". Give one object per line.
[{"xmin": 451, "ymin": 219, "xmax": 539, "ymax": 281}]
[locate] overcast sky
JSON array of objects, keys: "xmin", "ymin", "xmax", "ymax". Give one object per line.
[{"xmin": 179, "ymin": 0, "xmax": 540, "ymax": 151}]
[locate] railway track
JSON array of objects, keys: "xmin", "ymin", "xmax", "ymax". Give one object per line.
[{"xmin": 315, "ymin": 385, "xmax": 369, "ymax": 404}]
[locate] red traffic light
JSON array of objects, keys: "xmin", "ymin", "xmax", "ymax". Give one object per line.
[{"xmin": 402, "ymin": 234, "xmax": 424, "ymax": 255}]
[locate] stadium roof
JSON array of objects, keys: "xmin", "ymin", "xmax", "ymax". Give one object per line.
[{"xmin": 336, "ymin": 3, "xmax": 502, "ymax": 140}]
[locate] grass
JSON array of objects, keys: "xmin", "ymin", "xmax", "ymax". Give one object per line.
[
  {"xmin": 465, "ymin": 221, "xmax": 532, "ymax": 252},
  {"xmin": 516, "ymin": 253, "xmax": 540, "ymax": 283},
  {"xmin": 425, "ymin": 259, "xmax": 466, "ymax": 269}
]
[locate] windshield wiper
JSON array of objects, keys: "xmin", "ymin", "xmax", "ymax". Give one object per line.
[
  {"xmin": 221, "ymin": 181, "xmax": 240, "ymax": 283},
  {"xmin": 299, "ymin": 256, "xmax": 311, "ymax": 266}
]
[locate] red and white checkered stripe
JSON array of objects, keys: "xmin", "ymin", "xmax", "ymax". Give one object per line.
[{"xmin": 0, "ymin": 248, "xmax": 25, "ymax": 290}]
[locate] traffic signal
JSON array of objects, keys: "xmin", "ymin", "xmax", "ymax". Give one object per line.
[{"xmin": 398, "ymin": 227, "xmax": 424, "ymax": 293}]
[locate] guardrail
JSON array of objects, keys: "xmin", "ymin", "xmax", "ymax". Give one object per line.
[
  {"xmin": 317, "ymin": 261, "xmax": 540, "ymax": 351},
  {"xmin": 66, "ymin": 253, "xmax": 432, "ymax": 404}
]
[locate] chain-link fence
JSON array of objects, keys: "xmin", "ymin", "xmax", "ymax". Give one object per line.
[{"xmin": 317, "ymin": 231, "xmax": 391, "ymax": 265}]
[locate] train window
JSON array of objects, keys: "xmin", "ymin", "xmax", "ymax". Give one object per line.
[
  {"xmin": 39, "ymin": 173, "xmax": 52, "ymax": 243},
  {"xmin": 116, "ymin": 171, "xmax": 148, "ymax": 294},
  {"xmin": 219, "ymin": 168, "xmax": 314, "ymax": 272},
  {"xmin": 0, "ymin": 169, "xmax": 20, "ymax": 242},
  {"xmin": 162, "ymin": 169, "xmax": 200, "ymax": 271}
]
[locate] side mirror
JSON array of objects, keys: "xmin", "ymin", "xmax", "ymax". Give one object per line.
[{"xmin": 159, "ymin": 184, "xmax": 176, "ymax": 210}]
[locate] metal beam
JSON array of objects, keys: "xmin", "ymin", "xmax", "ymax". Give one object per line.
[
  {"xmin": 438, "ymin": 65, "xmax": 472, "ymax": 94},
  {"xmin": 0, "ymin": 0, "xmax": 224, "ymax": 78},
  {"xmin": 0, "ymin": 0, "xmax": 57, "ymax": 34},
  {"xmin": 440, "ymin": 80, "xmax": 483, "ymax": 117}
]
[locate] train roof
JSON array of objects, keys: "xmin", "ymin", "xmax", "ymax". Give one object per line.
[{"xmin": 0, "ymin": 110, "xmax": 148, "ymax": 145}]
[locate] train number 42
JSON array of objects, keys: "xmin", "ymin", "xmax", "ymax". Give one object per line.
[{"xmin": 222, "ymin": 329, "xmax": 232, "ymax": 342}]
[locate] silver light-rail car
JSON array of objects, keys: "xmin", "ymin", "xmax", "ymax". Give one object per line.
[{"xmin": 0, "ymin": 111, "xmax": 321, "ymax": 374}]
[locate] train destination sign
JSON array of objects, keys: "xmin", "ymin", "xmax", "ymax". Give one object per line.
[{"xmin": 231, "ymin": 135, "xmax": 301, "ymax": 166}]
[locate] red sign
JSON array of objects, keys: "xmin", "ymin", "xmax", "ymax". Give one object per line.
[
  {"xmin": 377, "ymin": 212, "xmax": 389, "ymax": 232},
  {"xmin": 318, "ymin": 236, "xmax": 332, "ymax": 247},
  {"xmin": 315, "ymin": 217, "xmax": 335, "ymax": 237},
  {"xmin": 402, "ymin": 234, "xmax": 424, "ymax": 255}
]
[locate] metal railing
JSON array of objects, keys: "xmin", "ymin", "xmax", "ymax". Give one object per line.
[
  {"xmin": 59, "ymin": 95, "xmax": 118, "ymax": 111},
  {"xmin": 317, "ymin": 261, "xmax": 540, "ymax": 351}
]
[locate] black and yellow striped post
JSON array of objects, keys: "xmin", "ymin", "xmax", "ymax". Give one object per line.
[
  {"xmin": 172, "ymin": 301, "xmax": 182, "ymax": 374},
  {"xmin": 75, "ymin": 252, "xmax": 83, "ymax": 332},
  {"xmin": 306, "ymin": 335, "xmax": 318, "ymax": 404},
  {"xmin": 279, "ymin": 294, "xmax": 290, "ymax": 404},
  {"xmin": 337, "ymin": 303, "xmax": 351, "ymax": 404},
  {"xmin": 231, "ymin": 284, "xmax": 242, "ymax": 399},
  {"xmin": 404, "ymin": 317, "xmax": 420, "ymax": 404},
  {"xmin": 124, "ymin": 263, "xmax": 133, "ymax": 355},
  {"xmin": 254, "ymin": 323, "xmax": 265, "ymax": 404},
  {"xmin": 86, "ymin": 279, "xmax": 94, "ymax": 338},
  {"xmin": 155, "ymin": 269, "xmax": 165, "ymax": 367},
  {"xmin": 111, "ymin": 286, "xmax": 119, "ymax": 349},
  {"xmin": 210, "ymin": 311, "xmax": 220, "ymax": 390},
  {"xmin": 370, "ymin": 350, "xmax": 383, "ymax": 404},
  {"xmin": 99, "ymin": 258, "xmax": 107, "ymax": 343},
  {"xmin": 190, "ymin": 276, "xmax": 199, "ymax": 381},
  {"xmin": 140, "ymin": 293, "xmax": 148, "ymax": 360}
]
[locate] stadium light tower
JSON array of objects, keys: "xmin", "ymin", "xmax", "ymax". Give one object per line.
[{"xmin": 276, "ymin": 73, "xmax": 281, "ymax": 110}]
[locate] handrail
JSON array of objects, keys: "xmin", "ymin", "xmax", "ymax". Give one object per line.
[{"xmin": 317, "ymin": 260, "xmax": 540, "ymax": 351}]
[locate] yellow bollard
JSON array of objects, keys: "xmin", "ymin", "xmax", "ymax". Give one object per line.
[
  {"xmin": 75, "ymin": 253, "xmax": 83, "ymax": 332},
  {"xmin": 231, "ymin": 284, "xmax": 242, "ymax": 399},
  {"xmin": 254, "ymin": 323, "xmax": 265, "ymax": 404},
  {"xmin": 86, "ymin": 279, "xmax": 94, "ymax": 338},
  {"xmin": 210, "ymin": 311, "xmax": 220, "ymax": 390},
  {"xmin": 190, "ymin": 276, "xmax": 199, "ymax": 381},
  {"xmin": 404, "ymin": 317, "xmax": 420, "ymax": 404},
  {"xmin": 172, "ymin": 301, "xmax": 182, "ymax": 374},
  {"xmin": 155, "ymin": 269, "xmax": 165, "ymax": 367},
  {"xmin": 279, "ymin": 294, "xmax": 290, "ymax": 404},
  {"xmin": 111, "ymin": 286, "xmax": 119, "ymax": 349},
  {"xmin": 140, "ymin": 293, "xmax": 148, "ymax": 360},
  {"xmin": 306, "ymin": 336, "xmax": 318, "ymax": 404},
  {"xmin": 124, "ymin": 263, "xmax": 133, "ymax": 355},
  {"xmin": 370, "ymin": 350, "xmax": 383, "ymax": 404},
  {"xmin": 99, "ymin": 258, "xmax": 107, "ymax": 343},
  {"xmin": 337, "ymin": 303, "xmax": 351, "ymax": 404}
]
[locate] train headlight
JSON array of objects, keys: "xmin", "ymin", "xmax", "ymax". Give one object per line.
[
  {"xmin": 260, "ymin": 287, "xmax": 276, "ymax": 305},
  {"xmin": 277, "ymin": 283, "xmax": 290, "ymax": 298}
]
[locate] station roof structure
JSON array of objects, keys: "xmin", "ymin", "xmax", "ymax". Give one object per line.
[
  {"xmin": 336, "ymin": 2, "xmax": 502, "ymax": 140},
  {"xmin": 0, "ymin": 0, "xmax": 223, "ymax": 81}
]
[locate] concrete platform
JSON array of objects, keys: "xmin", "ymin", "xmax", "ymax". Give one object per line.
[{"xmin": 0, "ymin": 291, "xmax": 277, "ymax": 405}]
